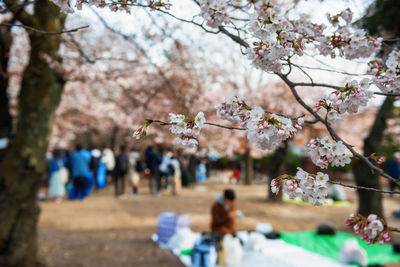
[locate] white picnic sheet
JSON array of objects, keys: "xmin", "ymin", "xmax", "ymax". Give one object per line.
[
  {"xmin": 158, "ymin": 233, "xmax": 355, "ymax": 267},
  {"xmin": 238, "ymin": 239, "xmax": 353, "ymax": 267}
]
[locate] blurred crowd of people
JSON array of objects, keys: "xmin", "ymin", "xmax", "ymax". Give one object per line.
[{"xmin": 40, "ymin": 144, "xmax": 211, "ymax": 203}]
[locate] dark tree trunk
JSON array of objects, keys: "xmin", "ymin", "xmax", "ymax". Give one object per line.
[
  {"xmin": 0, "ymin": 26, "xmax": 13, "ymax": 138},
  {"xmin": 267, "ymin": 140, "xmax": 289, "ymax": 201},
  {"xmin": 243, "ymin": 147, "xmax": 254, "ymax": 185},
  {"xmin": 352, "ymin": 97, "xmax": 395, "ymax": 218},
  {"xmin": 110, "ymin": 125, "xmax": 119, "ymax": 151},
  {"xmin": 0, "ymin": 2, "xmax": 65, "ymax": 266}
]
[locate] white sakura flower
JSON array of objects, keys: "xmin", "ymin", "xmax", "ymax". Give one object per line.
[
  {"xmin": 327, "ymin": 109, "xmax": 343, "ymax": 122},
  {"xmin": 314, "ymin": 185, "xmax": 328, "ymax": 197},
  {"xmin": 359, "ymin": 78, "xmax": 370, "ymax": 90},
  {"xmin": 386, "ymin": 58, "xmax": 397, "ymax": 70},
  {"xmin": 250, "ymin": 107, "xmax": 264, "ymax": 121},
  {"xmin": 369, "ymin": 219, "xmax": 384, "ymax": 232},
  {"xmin": 187, "ymin": 138, "xmax": 199, "ymax": 147},
  {"xmin": 194, "ymin": 112, "xmax": 206, "ymax": 128},
  {"xmin": 352, "ymin": 29, "xmax": 365, "ymax": 41},
  {"xmin": 315, "ymin": 172, "xmax": 329, "ymax": 185},
  {"xmin": 367, "ymin": 214, "xmax": 378, "ymax": 222},
  {"xmin": 366, "ymin": 228, "xmax": 378, "ymax": 239},
  {"xmin": 296, "ymin": 167, "xmax": 309, "ymax": 180}
]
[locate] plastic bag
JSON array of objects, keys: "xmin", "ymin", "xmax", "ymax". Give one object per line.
[
  {"xmin": 167, "ymin": 228, "xmax": 200, "ymax": 254},
  {"xmin": 246, "ymin": 232, "xmax": 266, "ymax": 252},
  {"xmin": 255, "ymin": 222, "xmax": 273, "ymax": 235},
  {"xmin": 339, "ymin": 239, "xmax": 368, "ymax": 266},
  {"xmin": 223, "ymin": 235, "xmax": 243, "ymax": 267}
]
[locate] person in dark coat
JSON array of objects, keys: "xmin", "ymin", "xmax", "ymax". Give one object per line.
[
  {"xmin": 113, "ymin": 145, "xmax": 129, "ymax": 196},
  {"xmin": 145, "ymin": 146, "xmax": 161, "ymax": 194},
  {"xmin": 90, "ymin": 149, "xmax": 102, "ymax": 191},
  {"xmin": 211, "ymin": 189, "xmax": 236, "ymax": 236}
]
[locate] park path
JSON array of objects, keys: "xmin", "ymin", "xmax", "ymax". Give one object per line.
[{"xmin": 38, "ymin": 181, "xmax": 400, "ymax": 266}]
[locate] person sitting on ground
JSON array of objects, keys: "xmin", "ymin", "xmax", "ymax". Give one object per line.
[{"xmin": 211, "ymin": 189, "xmax": 236, "ymax": 236}]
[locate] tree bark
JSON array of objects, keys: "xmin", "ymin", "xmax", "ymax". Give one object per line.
[
  {"xmin": 0, "ymin": 26, "xmax": 13, "ymax": 139},
  {"xmin": 352, "ymin": 96, "xmax": 395, "ymax": 218},
  {"xmin": 0, "ymin": 2, "xmax": 65, "ymax": 266},
  {"xmin": 243, "ymin": 147, "xmax": 254, "ymax": 185},
  {"xmin": 267, "ymin": 140, "xmax": 289, "ymax": 201}
]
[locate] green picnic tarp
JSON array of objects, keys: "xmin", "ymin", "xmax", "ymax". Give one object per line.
[{"xmin": 280, "ymin": 231, "xmax": 400, "ymax": 266}]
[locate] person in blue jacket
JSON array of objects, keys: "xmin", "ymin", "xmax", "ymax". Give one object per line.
[{"xmin": 69, "ymin": 145, "xmax": 91, "ymax": 199}]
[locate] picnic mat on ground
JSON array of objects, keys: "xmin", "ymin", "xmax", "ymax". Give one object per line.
[
  {"xmin": 175, "ymin": 239, "xmax": 350, "ymax": 267},
  {"xmin": 282, "ymin": 194, "xmax": 350, "ymax": 206},
  {"xmin": 280, "ymin": 231, "xmax": 400, "ymax": 266}
]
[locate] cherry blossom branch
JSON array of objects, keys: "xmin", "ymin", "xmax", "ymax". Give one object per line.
[
  {"xmin": 329, "ymin": 180, "xmax": 400, "ymax": 195},
  {"xmin": 277, "ymin": 72, "xmax": 400, "ymax": 187},
  {"xmin": 205, "ymin": 122, "xmax": 245, "ymax": 130},
  {"xmin": 0, "ymin": 23, "xmax": 89, "ymax": 35},
  {"xmin": 129, "ymin": 11, "xmax": 398, "ymax": 189},
  {"xmin": 112, "ymin": 1, "xmax": 221, "ymax": 34},
  {"xmin": 391, "ymin": 227, "xmax": 400, "ymax": 233},
  {"xmin": 291, "ymin": 63, "xmax": 368, "ymax": 76},
  {"xmin": 146, "ymin": 119, "xmax": 246, "ymax": 130},
  {"xmin": 133, "ymin": 9, "xmax": 400, "ymax": 189},
  {"xmin": 294, "ymin": 82, "xmax": 400, "ymax": 97}
]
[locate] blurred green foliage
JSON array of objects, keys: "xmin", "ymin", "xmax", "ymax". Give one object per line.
[{"xmin": 361, "ymin": 0, "xmax": 400, "ymax": 36}]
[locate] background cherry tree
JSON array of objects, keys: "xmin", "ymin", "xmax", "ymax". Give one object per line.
[{"xmin": 58, "ymin": 0, "xmax": 400, "ymax": 244}]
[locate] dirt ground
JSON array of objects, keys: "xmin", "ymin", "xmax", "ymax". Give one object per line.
[{"xmin": 38, "ymin": 179, "xmax": 400, "ymax": 267}]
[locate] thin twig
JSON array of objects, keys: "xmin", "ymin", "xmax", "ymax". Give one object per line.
[
  {"xmin": 329, "ymin": 180, "xmax": 400, "ymax": 195},
  {"xmin": 0, "ymin": 23, "xmax": 89, "ymax": 35},
  {"xmin": 205, "ymin": 122, "xmax": 245, "ymax": 130},
  {"xmin": 294, "ymin": 82, "xmax": 400, "ymax": 97},
  {"xmin": 148, "ymin": 119, "xmax": 246, "ymax": 130}
]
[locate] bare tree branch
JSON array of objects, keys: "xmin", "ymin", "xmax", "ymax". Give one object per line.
[
  {"xmin": 329, "ymin": 180, "xmax": 400, "ymax": 195},
  {"xmin": 0, "ymin": 23, "xmax": 89, "ymax": 35}
]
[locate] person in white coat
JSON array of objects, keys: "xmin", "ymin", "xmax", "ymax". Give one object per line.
[
  {"xmin": 170, "ymin": 151, "xmax": 182, "ymax": 195},
  {"xmin": 101, "ymin": 147, "xmax": 115, "ymax": 183}
]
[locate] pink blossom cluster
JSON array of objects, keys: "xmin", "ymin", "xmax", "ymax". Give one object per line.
[
  {"xmin": 346, "ymin": 214, "xmax": 391, "ymax": 245},
  {"xmin": 133, "ymin": 112, "xmax": 206, "ymax": 148},
  {"xmin": 200, "ymin": 0, "xmax": 231, "ymax": 28},
  {"xmin": 271, "ymin": 168, "xmax": 329, "ymax": 206},
  {"xmin": 133, "ymin": 119, "xmax": 152, "ymax": 139},
  {"xmin": 314, "ymin": 79, "xmax": 373, "ymax": 123},
  {"xmin": 247, "ymin": 3, "xmax": 325, "ymax": 72},
  {"xmin": 215, "ymin": 91, "xmax": 303, "ymax": 150},
  {"xmin": 246, "ymin": 4, "xmax": 381, "ymax": 72},
  {"xmin": 326, "ymin": 8, "xmax": 352, "ymax": 26},
  {"xmin": 368, "ymin": 50, "xmax": 400, "ymax": 94},
  {"xmin": 169, "ymin": 112, "xmax": 206, "ymax": 147},
  {"xmin": 215, "ymin": 90, "xmax": 250, "ymax": 126},
  {"xmin": 318, "ymin": 9, "xmax": 381, "ymax": 59},
  {"xmin": 246, "ymin": 107, "xmax": 303, "ymax": 150},
  {"xmin": 74, "ymin": 0, "xmax": 171, "ymax": 13},
  {"xmin": 317, "ymin": 27, "xmax": 382, "ymax": 60},
  {"xmin": 307, "ymin": 137, "xmax": 352, "ymax": 169}
]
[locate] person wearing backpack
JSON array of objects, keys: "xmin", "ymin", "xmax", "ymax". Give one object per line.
[{"xmin": 113, "ymin": 145, "xmax": 129, "ymax": 196}]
